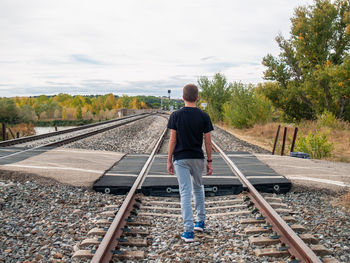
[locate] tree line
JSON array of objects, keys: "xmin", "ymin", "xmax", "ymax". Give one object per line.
[
  {"xmin": 0, "ymin": 94, "xmax": 162, "ymax": 124},
  {"xmin": 199, "ymin": 0, "xmax": 350, "ymax": 127}
]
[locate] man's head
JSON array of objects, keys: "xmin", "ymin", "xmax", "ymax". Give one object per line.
[{"xmin": 183, "ymin": 84, "xmax": 199, "ymax": 102}]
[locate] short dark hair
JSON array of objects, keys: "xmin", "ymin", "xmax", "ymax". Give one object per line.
[{"xmin": 183, "ymin": 84, "xmax": 198, "ymax": 102}]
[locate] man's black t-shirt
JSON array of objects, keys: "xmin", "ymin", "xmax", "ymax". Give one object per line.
[{"xmin": 167, "ymin": 107, "xmax": 214, "ymax": 160}]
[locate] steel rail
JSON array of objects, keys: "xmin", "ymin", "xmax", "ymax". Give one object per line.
[
  {"xmin": 0, "ymin": 114, "xmax": 150, "ymax": 160},
  {"xmin": 212, "ymin": 140, "xmax": 322, "ymax": 263},
  {"xmin": 43, "ymin": 114, "xmax": 149, "ymax": 147},
  {"xmin": 0, "ymin": 113, "xmax": 149, "ymax": 147},
  {"xmin": 91, "ymin": 126, "xmax": 168, "ymax": 263}
]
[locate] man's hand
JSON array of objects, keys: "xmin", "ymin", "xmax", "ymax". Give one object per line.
[
  {"xmin": 167, "ymin": 160, "xmax": 175, "ymax": 175},
  {"xmin": 206, "ymin": 162, "xmax": 213, "ymax": 175}
]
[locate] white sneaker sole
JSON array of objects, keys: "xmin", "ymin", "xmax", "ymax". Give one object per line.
[
  {"xmin": 194, "ymin": 227, "xmax": 204, "ymax": 232},
  {"xmin": 181, "ymin": 237, "xmax": 194, "ymax": 242}
]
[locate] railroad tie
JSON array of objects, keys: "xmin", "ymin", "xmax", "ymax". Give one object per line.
[
  {"xmin": 95, "ymin": 218, "xmax": 151, "ymax": 226},
  {"xmin": 264, "ymin": 197, "xmax": 283, "ymax": 203},
  {"xmin": 249, "ymin": 233, "xmax": 318, "ymax": 245},
  {"xmin": 254, "ymin": 244, "xmax": 331, "ymax": 257},
  {"xmin": 87, "ymin": 227, "xmax": 149, "ymax": 236},
  {"xmin": 141, "ymin": 204, "xmax": 246, "ymax": 211},
  {"xmin": 244, "ymin": 224, "xmax": 307, "ymax": 234},
  {"xmin": 72, "ymin": 250, "xmax": 145, "ymax": 260},
  {"xmin": 239, "ymin": 215, "xmax": 297, "ymax": 224}
]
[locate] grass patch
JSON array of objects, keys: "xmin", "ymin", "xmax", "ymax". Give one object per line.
[{"xmin": 5, "ymin": 123, "xmax": 35, "ymax": 140}]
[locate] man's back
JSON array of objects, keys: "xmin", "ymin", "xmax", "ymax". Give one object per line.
[{"xmin": 168, "ymin": 107, "xmax": 213, "ymax": 160}]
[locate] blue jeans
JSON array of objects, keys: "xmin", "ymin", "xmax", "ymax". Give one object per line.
[{"xmin": 174, "ymin": 159, "xmax": 206, "ymax": 232}]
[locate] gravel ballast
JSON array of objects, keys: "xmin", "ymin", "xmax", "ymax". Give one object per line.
[
  {"xmin": 14, "ymin": 115, "xmax": 146, "ymax": 149},
  {"xmin": 282, "ymin": 189, "xmax": 350, "ymax": 263},
  {"xmin": 64, "ymin": 116, "xmax": 167, "ymax": 153},
  {"xmin": 0, "ymin": 172, "xmax": 123, "ymax": 263},
  {"xmin": 1, "ymin": 171, "xmax": 348, "ymax": 262},
  {"xmin": 211, "ymin": 126, "xmax": 270, "ymax": 154}
]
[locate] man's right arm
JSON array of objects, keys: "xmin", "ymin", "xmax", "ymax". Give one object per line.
[
  {"xmin": 204, "ymin": 132, "xmax": 213, "ymax": 175},
  {"xmin": 167, "ymin": 129, "xmax": 177, "ymax": 175}
]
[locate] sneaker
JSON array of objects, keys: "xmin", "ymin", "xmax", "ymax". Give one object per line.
[
  {"xmin": 194, "ymin": 221, "xmax": 205, "ymax": 232},
  {"xmin": 181, "ymin": 231, "xmax": 194, "ymax": 242}
]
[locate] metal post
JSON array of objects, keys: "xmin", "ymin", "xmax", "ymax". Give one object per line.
[
  {"xmin": 272, "ymin": 125, "xmax": 280, "ymax": 155},
  {"xmin": 168, "ymin": 90, "xmax": 171, "ymax": 111},
  {"xmin": 55, "ymin": 125, "xmax": 58, "ymax": 132},
  {"xmin": 2, "ymin": 123, "xmax": 6, "ymax": 141},
  {"xmin": 281, "ymin": 127, "xmax": 287, "ymax": 156},
  {"xmin": 290, "ymin": 127, "xmax": 298, "ymax": 153}
]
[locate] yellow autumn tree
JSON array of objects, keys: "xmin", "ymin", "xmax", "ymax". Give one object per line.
[
  {"xmin": 104, "ymin": 93, "xmax": 116, "ymax": 110},
  {"xmin": 61, "ymin": 107, "xmax": 68, "ymax": 120},
  {"xmin": 130, "ymin": 97, "xmax": 140, "ymax": 109},
  {"xmin": 115, "ymin": 98, "xmax": 123, "ymax": 109},
  {"xmin": 140, "ymin": 101, "xmax": 148, "ymax": 109}
]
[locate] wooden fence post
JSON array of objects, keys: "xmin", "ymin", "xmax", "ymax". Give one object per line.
[
  {"xmin": 281, "ymin": 127, "xmax": 287, "ymax": 156},
  {"xmin": 8, "ymin": 127, "xmax": 15, "ymax": 139},
  {"xmin": 290, "ymin": 127, "xmax": 298, "ymax": 153},
  {"xmin": 272, "ymin": 125, "xmax": 281, "ymax": 155}
]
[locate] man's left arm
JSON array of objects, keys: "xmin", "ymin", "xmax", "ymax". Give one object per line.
[
  {"xmin": 167, "ymin": 129, "xmax": 177, "ymax": 174},
  {"xmin": 204, "ymin": 132, "xmax": 213, "ymax": 175}
]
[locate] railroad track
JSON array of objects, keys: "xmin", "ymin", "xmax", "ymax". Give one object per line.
[
  {"xmin": 0, "ymin": 113, "xmax": 153, "ymax": 147},
  {"xmin": 0, "ymin": 113, "xmax": 151, "ymax": 160},
  {"xmin": 72, "ymin": 129, "xmax": 340, "ymax": 262}
]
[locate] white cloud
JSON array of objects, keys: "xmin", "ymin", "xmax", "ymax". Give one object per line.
[{"xmin": 0, "ymin": 0, "xmax": 314, "ymax": 98}]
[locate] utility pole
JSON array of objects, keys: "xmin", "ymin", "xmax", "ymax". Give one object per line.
[{"xmin": 168, "ymin": 90, "xmax": 171, "ymax": 111}]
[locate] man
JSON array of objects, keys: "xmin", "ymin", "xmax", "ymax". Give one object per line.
[{"xmin": 167, "ymin": 83, "xmax": 214, "ymax": 242}]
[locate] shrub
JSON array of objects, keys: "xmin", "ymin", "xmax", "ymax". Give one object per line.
[
  {"xmin": 294, "ymin": 131, "xmax": 333, "ymax": 159},
  {"xmin": 222, "ymin": 83, "xmax": 272, "ymax": 128},
  {"xmin": 316, "ymin": 111, "xmax": 341, "ymax": 129}
]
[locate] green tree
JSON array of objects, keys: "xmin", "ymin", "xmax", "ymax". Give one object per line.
[
  {"xmin": 72, "ymin": 95, "xmax": 85, "ymax": 108},
  {"xmin": 76, "ymin": 107, "xmax": 82, "ymax": 120},
  {"xmin": 329, "ymin": 55, "xmax": 350, "ymax": 119},
  {"xmin": 18, "ymin": 105, "xmax": 37, "ymax": 122},
  {"xmin": 120, "ymin": 95, "xmax": 132, "ymax": 108},
  {"xmin": 262, "ymin": 0, "xmax": 350, "ymax": 121},
  {"xmin": 0, "ymin": 99, "xmax": 19, "ymax": 123},
  {"xmin": 223, "ymin": 83, "xmax": 273, "ymax": 128},
  {"xmin": 198, "ymin": 73, "xmax": 232, "ymax": 122}
]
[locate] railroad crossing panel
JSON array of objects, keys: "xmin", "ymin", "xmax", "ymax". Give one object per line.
[{"xmin": 93, "ymin": 152, "xmax": 291, "ymax": 196}]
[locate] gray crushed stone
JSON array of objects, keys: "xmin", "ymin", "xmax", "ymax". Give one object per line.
[
  {"xmin": 0, "ymin": 176, "xmax": 123, "ymax": 263},
  {"xmin": 14, "ymin": 116, "xmax": 145, "ymax": 149},
  {"xmin": 212, "ymin": 126, "xmax": 270, "ymax": 154},
  {"xmin": 64, "ymin": 116, "xmax": 167, "ymax": 153}
]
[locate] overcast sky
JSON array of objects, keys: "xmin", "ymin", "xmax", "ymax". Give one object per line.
[{"xmin": 0, "ymin": 0, "xmax": 314, "ymax": 98}]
